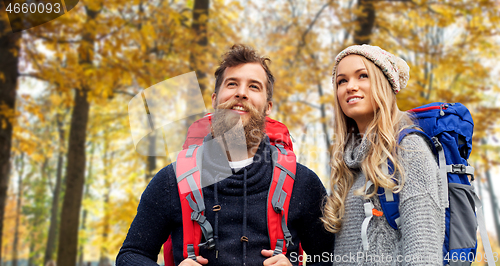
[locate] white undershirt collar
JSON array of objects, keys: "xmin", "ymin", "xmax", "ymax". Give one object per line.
[{"xmin": 228, "ymin": 157, "xmax": 254, "ymax": 170}]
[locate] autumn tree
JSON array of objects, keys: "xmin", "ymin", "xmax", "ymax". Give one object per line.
[
  {"xmin": 57, "ymin": 5, "xmax": 98, "ymax": 264},
  {"xmin": 0, "ymin": 2, "xmax": 21, "ymax": 262},
  {"xmin": 6, "ymin": 0, "xmax": 500, "ymax": 264},
  {"xmin": 353, "ymin": 0, "xmax": 375, "ymax": 44},
  {"xmin": 11, "ymin": 153, "xmax": 23, "ymax": 266},
  {"xmin": 44, "ymin": 105, "xmax": 68, "ymax": 264}
]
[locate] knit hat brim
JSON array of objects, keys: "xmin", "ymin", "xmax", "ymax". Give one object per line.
[{"xmin": 332, "ymin": 45, "xmax": 409, "ymax": 94}]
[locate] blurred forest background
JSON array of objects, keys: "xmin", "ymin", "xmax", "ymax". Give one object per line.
[{"xmin": 1, "ymin": 0, "xmax": 500, "ymax": 265}]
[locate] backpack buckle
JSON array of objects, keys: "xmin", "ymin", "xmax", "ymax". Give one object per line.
[
  {"xmin": 432, "ymin": 137, "xmax": 443, "ymax": 151},
  {"xmin": 450, "ymin": 164, "xmax": 466, "ymax": 174},
  {"xmin": 191, "ymin": 211, "xmax": 206, "ymax": 223},
  {"xmin": 199, "ymin": 237, "xmax": 215, "ymax": 249},
  {"xmin": 284, "ymin": 235, "xmax": 294, "ymax": 247}
]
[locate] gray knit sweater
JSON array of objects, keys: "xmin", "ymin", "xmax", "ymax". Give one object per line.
[{"xmin": 333, "ymin": 134, "xmax": 445, "ymax": 266}]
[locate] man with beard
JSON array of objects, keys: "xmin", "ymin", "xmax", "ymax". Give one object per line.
[{"xmin": 117, "ymin": 44, "xmax": 335, "ymax": 266}]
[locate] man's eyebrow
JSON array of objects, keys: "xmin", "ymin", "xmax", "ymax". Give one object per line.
[
  {"xmin": 249, "ymin": 79, "xmax": 264, "ymax": 87},
  {"xmin": 223, "ymin": 77, "xmax": 264, "ymax": 87},
  {"xmin": 223, "ymin": 77, "xmax": 239, "ymax": 83}
]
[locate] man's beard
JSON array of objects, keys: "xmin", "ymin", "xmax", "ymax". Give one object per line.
[{"xmin": 212, "ymin": 99, "xmax": 267, "ymax": 152}]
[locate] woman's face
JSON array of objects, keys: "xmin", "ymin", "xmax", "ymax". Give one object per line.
[{"xmin": 336, "ymin": 55, "xmax": 376, "ymax": 133}]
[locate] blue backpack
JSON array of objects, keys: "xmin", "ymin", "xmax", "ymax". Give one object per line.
[{"xmin": 369, "ymin": 102, "xmax": 494, "ymax": 266}]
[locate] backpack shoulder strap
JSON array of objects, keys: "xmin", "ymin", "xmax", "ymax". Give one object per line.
[
  {"xmin": 377, "ymin": 161, "xmax": 401, "ymax": 230},
  {"xmin": 176, "ymin": 144, "xmax": 215, "ymax": 260},
  {"xmin": 398, "ymin": 127, "xmax": 437, "ymax": 156},
  {"xmin": 268, "ymin": 144, "xmax": 297, "ymax": 256},
  {"xmin": 378, "ymin": 127, "xmax": 436, "ymax": 230}
]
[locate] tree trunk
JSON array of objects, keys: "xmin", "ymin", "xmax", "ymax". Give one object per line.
[
  {"xmin": 78, "ymin": 142, "xmax": 94, "ymax": 266},
  {"xmin": 180, "ymin": 0, "xmax": 210, "ymax": 148},
  {"xmin": 98, "ymin": 190, "xmax": 111, "ymax": 266},
  {"xmin": 28, "ymin": 200, "xmax": 43, "ymax": 266},
  {"xmin": 316, "ymin": 83, "xmax": 332, "ymax": 177},
  {"xmin": 145, "ymin": 132, "xmax": 156, "ymax": 181},
  {"xmin": 56, "ymin": 88, "xmax": 90, "ymax": 266},
  {"xmin": 0, "ymin": 6, "xmax": 20, "ymax": 264},
  {"xmin": 474, "ymin": 162, "xmax": 483, "ymax": 200},
  {"xmin": 482, "ymin": 138, "xmax": 500, "ymax": 245},
  {"xmin": 139, "ymin": 0, "xmax": 157, "ymax": 182},
  {"xmin": 146, "ymin": 0, "xmax": 210, "ymax": 182},
  {"xmin": 28, "ymin": 238, "xmax": 36, "ymax": 266},
  {"xmin": 12, "ymin": 154, "xmax": 24, "ymax": 266},
  {"xmin": 57, "ymin": 6, "xmax": 98, "ymax": 265},
  {"xmin": 77, "ymin": 208, "xmax": 87, "ymax": 266},
  {"xmin": 484, "ymin": 165, "xmax": 500, "ymax": 245},
  {"xmin": 353, "ymin": 0, "xmax": 375, "ymax": 44},
  {"xmin": 316, "ymin": 83, "xmax": 331, "ymax": 150},
  {"xmin": 99, "ymin": 142, "xmax": 112, "ymax": 266},
  {"xmin": 44, "ymin": 114, "xmax": 65, "ymax": 264},
  {"xmin": 190, "ymin": 0, "xmax": 209, "ymax": 95}
]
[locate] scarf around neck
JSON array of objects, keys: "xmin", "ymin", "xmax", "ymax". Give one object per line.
[{"xmin": 343, "ymin": 134, "xmax": 372, "ymax": 169}]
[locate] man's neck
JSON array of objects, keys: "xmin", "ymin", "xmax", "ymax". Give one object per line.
[{"xmin": 223, "ymin": 141, "xmax": 261, "ymax": 162}]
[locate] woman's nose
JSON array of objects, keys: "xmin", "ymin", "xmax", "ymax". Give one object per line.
[{"xmin": 346, "ymin": 81, "xmax": 359, "ymax": 92}]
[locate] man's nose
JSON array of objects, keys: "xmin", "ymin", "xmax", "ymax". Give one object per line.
[{"xmin": 235, "ymin": 85, "xmax": 248, "ymax": 99}]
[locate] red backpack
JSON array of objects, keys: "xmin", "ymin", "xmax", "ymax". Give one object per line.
[{"xmin": 163, "ymin": 114, "xmax": 303, "ymax": 265}]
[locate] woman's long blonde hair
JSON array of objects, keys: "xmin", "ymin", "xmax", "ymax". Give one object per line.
[{"xmin": 321, "ymin": 56, "xmax": 413, "ymax": 233}]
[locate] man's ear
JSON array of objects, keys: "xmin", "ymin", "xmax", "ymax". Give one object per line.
[
  {"xmin": 265, "ymin": 101, "xmax": 273, "ymax": 116},
  {"xmin": 211, "ymin": 93, "xmax": 217, "ymax": 109}
]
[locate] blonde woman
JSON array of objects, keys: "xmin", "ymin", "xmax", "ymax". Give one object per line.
[{"xmin": 322, "ymin": 45, "xmax": 445, "ymax": 265}]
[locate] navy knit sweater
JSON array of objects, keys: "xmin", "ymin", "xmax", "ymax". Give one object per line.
[{"xmin": 117, "ymin": 138, "xmax": 335, "ymax": 266}]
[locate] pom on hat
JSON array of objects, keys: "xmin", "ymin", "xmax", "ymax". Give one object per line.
[{"xmin": 332, "ymin": 44, "xmax": 410, "ymax": 94}]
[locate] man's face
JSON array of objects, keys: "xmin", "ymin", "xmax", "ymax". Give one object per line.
[
  {"xmin": 211, "ymin": 63, "xmax": 273, "ymax": 149},
  {"xmin": 211, "ymin": 63, "xmax": 272, "ymax": 122}
]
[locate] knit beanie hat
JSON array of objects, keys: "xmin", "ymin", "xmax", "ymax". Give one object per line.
[{"xmin": 332, "ymin": 44, "xmax": 410, "ymax": 94}]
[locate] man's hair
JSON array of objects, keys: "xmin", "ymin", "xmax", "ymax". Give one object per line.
[{"xmin": 214, "ymin": 44, "xmax": 274, "ymax": 102}]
